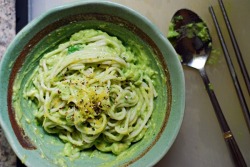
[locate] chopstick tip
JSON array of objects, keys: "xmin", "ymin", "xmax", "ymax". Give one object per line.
[{"xmin": 208, "ymin": 6, "xmax": 214, "ymax": 13}]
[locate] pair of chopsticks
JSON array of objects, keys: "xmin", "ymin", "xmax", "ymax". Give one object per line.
[
  {"xmin": 209, "ymin": 1, "xmax": 250, "ymax": 131},
  {"xmin": 209, "ymin": 1, "xmax": 249, "ymax": 167}
]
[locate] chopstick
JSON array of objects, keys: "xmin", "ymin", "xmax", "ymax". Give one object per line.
[
  {"xmin": 209, "ymin": 7, "xmax": 248, "ymax": 167},
  {"xmin": 218, "ymin": 0, "xmax": 250, "ymax": 95},
  {"xmin": 209, "ymin": 6, "xmax": 250, "ymax": 132}
]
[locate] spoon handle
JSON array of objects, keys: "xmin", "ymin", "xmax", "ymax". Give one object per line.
[{"xmin": 199, "ymin": 68, "xmax": 247, "ymax": 167}]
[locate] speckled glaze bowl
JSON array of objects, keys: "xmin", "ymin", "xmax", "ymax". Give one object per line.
[{"xmin": 0, "ymin": 1, "xmax": 185, "ymax": 167}]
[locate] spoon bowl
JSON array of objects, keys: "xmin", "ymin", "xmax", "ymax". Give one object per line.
[{"xmin": 168, "ymin": 9, "xmax": 212, "ymax": 70}]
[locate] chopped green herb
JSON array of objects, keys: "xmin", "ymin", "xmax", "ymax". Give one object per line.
[
  {"xmin": 174, "ymin": 15, "xmax": 183, "ymax": 22},
  {"xmin": 178, "ymin": 54, "xmax": 183, "ymax": 63},
  {"xmin": 207, "ymin": 49, "xmax": 220, "ymax": 65},
  {"xmin": 196, "ymin": 23, "xmax": 210, "ymax": 42},
  {"xmin": 167, "ymin": 19, "xmax": 211, "ymax": 43},
  {"xmin": 183, "ymin": 22, "xmax": 210, "ymax": 42},
  {"xmin": 68, "ymin": 44, "xmax": 81, "ymax": 54},
  {"xmin": 208, "ymin": 83, "xmax": 214, "ymax": 90},
  {"xmin": 167, "ymin": 22, "xmax": 180, "ymax": 39},
  {"xmin": 186, "ymin": 23, "xmax": 194, "ymax": 28}
]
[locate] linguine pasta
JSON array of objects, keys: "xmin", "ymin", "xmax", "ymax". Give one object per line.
[{"xmin": 24, "ymin": 29, "xmax": 157, "ymax": 157}]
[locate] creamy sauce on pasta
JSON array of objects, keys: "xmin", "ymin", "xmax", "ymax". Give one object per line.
[{"xmin": 18, "ymin": 29, "xmax": 157, "ymax": 157}]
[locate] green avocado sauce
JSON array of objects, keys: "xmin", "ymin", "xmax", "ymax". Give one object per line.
[{"xmin": 12, "ymin": 28, "xmax": 162, "ymax": 167}]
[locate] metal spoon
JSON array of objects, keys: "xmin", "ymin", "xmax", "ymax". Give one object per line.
[{"xmin": 168, "ymin": 9, "xmax": 246, "ymax": 167}]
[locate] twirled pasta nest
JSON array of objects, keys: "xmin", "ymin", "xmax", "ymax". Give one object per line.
[{"xmin": 24, "ymin": 29, "xmax": 157, "ymax": 157}]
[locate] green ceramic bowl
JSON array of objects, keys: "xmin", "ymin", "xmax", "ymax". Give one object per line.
[{"xmin": 0, "ymin": 1, "xmax": 185, "ymax": 167}]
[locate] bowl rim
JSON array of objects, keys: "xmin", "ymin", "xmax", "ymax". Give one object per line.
[{"xmin": 0, "ymin": 1, "xmax": 185, "ymax": 167}]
